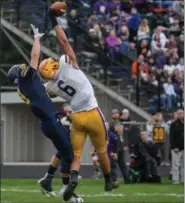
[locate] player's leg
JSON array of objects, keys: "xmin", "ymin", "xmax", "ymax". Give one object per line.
[
  {"xmin": 60, "ymin": 160, "xmax": 84, "ymax": 203},
  {"xmin": 40, "ymin": 118, "xmax": 73, "ymax": 165},
  {"xmin": 38, "ymin": 152, "xmax": 61, "ymax": 197},
  {"xmin": 87, "ymin": 108, "xmax": 113, "ymax": 191},
  {"xmin": 63, "ymin": 112, "xmax": 87, "ymax": 201}
]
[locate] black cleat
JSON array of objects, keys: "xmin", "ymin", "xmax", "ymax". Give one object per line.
[
  {"xmin": 38, "ymin": 173, "xmax": 56, "ymax": 197},
  {"xmin": 104, "ymin": 179, "xmax": 113, "ymax": 192},
  {"xmin": 63, "ymin": 181, "xmax": 78, "ymax": 201}
]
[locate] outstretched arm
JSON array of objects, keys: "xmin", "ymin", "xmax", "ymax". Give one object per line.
[
  {"xmin": 49, "ymin": 9, "xmax": 78, "ymax": 68},
  {"xmin": 55, "ymin": 25, "xmax": 78, "ymax": 67},
  {"xmin": 30, "ymin": 37, "xmax": 41, "ymax": 69},
  {"xmin": 30, "ymin": 24, "xmax": 44, "ymax": 70}
]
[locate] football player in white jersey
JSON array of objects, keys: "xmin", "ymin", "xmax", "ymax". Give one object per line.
[{"xmin": 38, "ymin": 8, "xmax": 113, "ymax": 201}]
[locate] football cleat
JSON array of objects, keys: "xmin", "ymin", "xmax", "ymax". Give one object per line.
[
  {"xmin": 63, "ymin": 181, "xmax": 78, "ymax": 201},
  {"xmin": 38, "ymin": 173, "xmax": 56, "ymax": 197},
  {"xmin": 60, "ymin": 185, "xmax": 83, "ymax": 202},
  {"xmin": 104, "ymin": 179, "xmax": 113, "ymax": 192}
]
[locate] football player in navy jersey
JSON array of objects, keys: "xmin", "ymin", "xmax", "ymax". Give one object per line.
[{"xmin": 8, "ymin": 25, "xmax": 83, "ymax": 202}]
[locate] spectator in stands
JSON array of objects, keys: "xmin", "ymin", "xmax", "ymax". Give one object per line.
[
  {"xmin": 151, "ymin": 27, "xmax": 167, "ymax": 53},
  {"xmin": 87, "ymin": 13, "xmax": 100, "ymax": 28},
  {"xmin": 127, "ymin": 7, "xmax": 141, "ymax": 42},
  {"xmin": 126, "ymin": 42, "xmax": 137, "ymax": 60},
  {"xmin": 131, "ymin": 55, "xmax": 149, "ymax": 82},
  {"xmin": 170, "ymin": 109, "xmax": 184, "ymax": 184},
  {"xmin": 108, "ymin": 8, "xmax": 120, "ymax": 32},
  {"xmin": 84, "ymin": 0, "xmax": 184, "ymax": 114},
  {"xmin": 93, "ymin": 24, "xmax": 103, "ymax": 42},
  {"xmin": 163, "ymin": 58, "xmax": 176, "ymax": 76},
  {"xmin": 156, "ymin": 50, "xmax": 169, "ymax": 69},
  {"xmin": 137, "ymin": 19, "xmax": 150, "ymax": 42},
  {"xmin": 94, "ymin": 0, "xmax": 109, "ymax": 20},
  {"xmin": 118, "ymin": 11, "xmax": 129, "ymax": 28},
  {"xmin": 166, "ymin": 35, "xmax": 177, "ymax": 51},
  {"xmin": 105, "ymin": 29, "xmax": 119, "ymax": 57},
  {"xmin": 106, "ymin": 29, "xmax": 119, "ymax": 48},
  {"xmin": 119, "ymin": 25, "xmax": 129, "ymax": 40},
  {"xmin": 176, "ymin": 58, "xmax": 184, "ymax": 74},
  {"xmin": 137, "ymin": 39, "xmax": 150, "ymax": 57},
  {"xmin": 88, "ymin": 28, "xmax": 103, "ymax": 50},
  {"xmin": 118, "ymin": 26, "xmax": 130, "ymax": 54},
  {"xmin": 147, "ymin": 75, "xmax": 166, "ymax": 113},
  {"xmin": 163, "ymin": 77, "xmax": 177, "ymax": 111},
  {"xmin": 151, "ymin": 32, "xmax": 166, "ymax": 54}
]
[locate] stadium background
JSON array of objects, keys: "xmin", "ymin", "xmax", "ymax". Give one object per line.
[
  {"xmin": 0, "ymin": 1, "xmax": 184, "ymax": 203},
  {"xmin": 0, "ymin": 0, "xmax": 183, "ymax": 180}
]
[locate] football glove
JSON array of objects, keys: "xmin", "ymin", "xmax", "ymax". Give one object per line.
[{"xmin": 30, "ymin": 24, "xmax": 44, "ymax": 39}]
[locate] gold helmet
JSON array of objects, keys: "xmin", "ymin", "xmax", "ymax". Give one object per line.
[{"xmin": 39, "ymin": 58, "xmax": 59, "ymax": 80}]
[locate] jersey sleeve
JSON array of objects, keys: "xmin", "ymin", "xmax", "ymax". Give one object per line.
[
  {"xmin": 60, "ymin": 55, "xmax": 71, "ymax": 65},
  {"xmin": 59, "ymin": 55, "xmax": 79, "ymax": 70},
  {"xmin": 59, "ymin": 55, "xmax": 73, "ymax": 71},
  {"xmin": 19, "ymin": 66, "xmax": 37, "ymax": 80}
]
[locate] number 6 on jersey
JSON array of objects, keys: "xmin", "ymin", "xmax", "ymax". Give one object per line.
[{"xmin": 58, "ymin": 80, "xmax": 76, "ymax": 97}]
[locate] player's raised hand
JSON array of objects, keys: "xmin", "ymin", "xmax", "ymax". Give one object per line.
[{"xmin": 30, "ymin": 24, "xmax": 44, "ymax": 39}]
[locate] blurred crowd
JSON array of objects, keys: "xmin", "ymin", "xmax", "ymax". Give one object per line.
[
  {"xmin": 65, "ymin": 0, "xmax": 184, "ymax": 113},
  {"xmin": 3, "ymin": 0, "xmax": 184, "ymax": 114}
]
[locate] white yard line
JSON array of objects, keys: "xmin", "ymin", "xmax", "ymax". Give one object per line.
[{"xmin": 1, "ymin": 188, "xmax": 184, "ymax": 198}]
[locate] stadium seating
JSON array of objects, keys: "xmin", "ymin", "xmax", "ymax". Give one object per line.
[{"xmin": 1, "ymin": 0, "xmax": 184, "ymax": 118}]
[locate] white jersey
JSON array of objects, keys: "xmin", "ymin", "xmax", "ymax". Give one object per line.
[{"xmin": 44, "ymin": 55, "xmax": 98, "ymax": 112}]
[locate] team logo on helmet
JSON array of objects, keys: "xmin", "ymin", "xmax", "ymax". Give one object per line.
[{"xmin": 39, "ymin": 58, "xmax": 59, "ymax": 80}]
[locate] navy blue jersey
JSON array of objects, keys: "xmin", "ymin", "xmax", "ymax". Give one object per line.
[{"xmin": 17, "ymin": 66, "xmax": 57, "ymax": 121}]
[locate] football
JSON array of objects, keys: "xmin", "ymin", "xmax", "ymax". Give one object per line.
[{"xmin": 51, "ymin": 2, "xmax": 67, "ymax": 16}]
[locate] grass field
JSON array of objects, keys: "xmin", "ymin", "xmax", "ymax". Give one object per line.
[{"xmin": 1, "ymin": 179, "xmax": 184, "ymax": 203}]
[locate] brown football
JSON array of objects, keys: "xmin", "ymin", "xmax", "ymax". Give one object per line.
[{"xmin": 51, "ymin": 2, "xmax": 67, "ymax": 17}]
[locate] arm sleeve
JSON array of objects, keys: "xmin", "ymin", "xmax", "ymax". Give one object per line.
[{"xmin": 19, "ymin": 66, "xmax": 37, "ymax": 80}]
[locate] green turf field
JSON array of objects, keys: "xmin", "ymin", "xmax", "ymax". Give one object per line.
[{"xmin": 1, "ymin": 179, "xmax": 184, "ymax": 203}]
